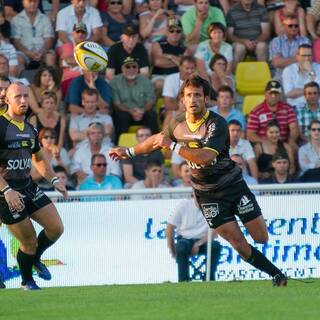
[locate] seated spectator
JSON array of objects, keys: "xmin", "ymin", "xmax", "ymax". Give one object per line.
[
  {"xmin": 65, "ymin": 70, "xmax": 112, "ymax": 115},
  {"xmin": 209, "ymin": 85, "xmax": 246, "ymax": 129},
  {"xmin": 11, "ymin": 0, "xmax": 56, "ymax": 70},
  {"xmin": 29, "ymin": 65, "xmax": 62, "ymax": 113},
  {"xmin": 208, "ymin": 54, "xmax": 234, "ymax": 93},
  {"xmin": 230, "ymin": 154, "xmax": 258, "ymax": 186},
  {"xmin": 282, "ymin": 44, "xmax": 320, "ymax": 110},
  {"xmin": 110, "ymin": 56, "xmax": 158, "ymax": 140},
  {"xmin": 139, "ymin": 0, "xmax": 168, "ymax": 54},
  {"xmin": 131, "ymin": 160, "xmax": 167, "ymax": 191},
  {"xmin": 274, "ymin": 0, "xmax": 307, "ymax": 36},
  {"xmin": 69, "ymin": 88, "xmax": 113, "ymax": 147},
  {"xmin": 228, "ymin": 120, "xmax": 258, "ymax": 180},
  {"xmin": 100, "ymin": 0, "xmax": 133, "ymax": 48},
  {"xmin": 53, "ymin": 165, "xmax": 75, "ymax": 191},
  {"xmin": 227, "ymin": 0, "xmax": 270, "ymax": 71},
  {"xmin": 56, "ymin": 22, "xmax": 87, "ymax": 88},
  {"xmin": 0, "ymin": 8, "xmax": 19, "ymax": 77},
  {"xmin": 162, "ymin": 55, "xmax": 196, "ymax": 126},
  {"xmin": 70, "ymin": 122, "xmax": 121, "ymax": 185},
  {"xmin": 306, "ymin": 0, "xmax": 320, "ymax": 41},
  {"xmin": 31, "ymin": 91, "xmax": 66, "ymax": 150},
  {"xmin": 56, "ymin": 0, "xmax": 103, "ymax": 48},
  {"xmin": 166, "ymin": 197, "xmax": 222, "ymax": 282},
  {"xmin": 196, "ymin": 22, "xmax": 233, "ymax": 80},
  {"xmin": 254, "ymin": 119, "xmax": 295, "ymax": 180},
  {"xmin": 247, "ymin": 80, "xmax": 299, "ymax": 149},
  {"xmin": 173, "ymin": 161, "xmax": 192, "ymax": 187},
  {"xmin": 0, "ymin": 75, "xmax": 10, "ymax": 116},
  {"xmin": 151, "ymin": 16, "xmax": 186, "ymax": 97},
  {"xmin": 0, "ymin": 53, "xmax": 29, "ymax": 85},
  {"xmin": 121, "ymin": 126, "xmax": 164, "ymax": 188},
  {"xmin": 260, "ymin": 152, "xmax": 297, "ymax": 184},
  {"xmin": 269, "ymin": 14, "xmax": 310, "ymax": 81},
  {"xmin": 296, "ymin": 82, "xmax": 320, "ymax": 142},
  {"xmin": 298, "ymin": 119, "xmax": 320, "ymax": 181},
  {"xmin": 105, "ymin": 23, "xmax": 149, "ymax": 81},
  {"xmin": 181, "ymin": 0, "xmax": 226, "ymax": 53},
  {"xmin": 79, "ymin": 154, "xmax": 123, "ymax": 190}
]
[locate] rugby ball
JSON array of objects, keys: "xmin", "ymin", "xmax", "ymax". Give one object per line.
[{"xmin": 74, "ymin": 41, "xmax": 108, "ymax": 72}]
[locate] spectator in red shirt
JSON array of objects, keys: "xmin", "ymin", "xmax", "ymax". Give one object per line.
[{"xmin": 247, "ymin": 80, "xmax": 299, "ymax": 150}]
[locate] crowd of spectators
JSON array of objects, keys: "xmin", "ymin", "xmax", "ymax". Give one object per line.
[{"xmin": 1, "ymin": 0, "xmax": 320, "ymax": 192}]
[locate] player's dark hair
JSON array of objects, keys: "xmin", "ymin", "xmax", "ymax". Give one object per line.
[
  {"xmin": 228, "ymin": 119, "xmax": 242, "ymax": 128},
  {"xmin": 91, "ymin": 153, "xmax": 106, "ymax": 165},
  {"xmin": 180, "ymin": 74, "xmax": 211, "ymax": 98},
  {"xmin": 217, "ymin": 85, "xmax": 234, "ymax": 98},
  {"xmin": 32, "ymin": 65, "xmax": 60, "ymax": 88},
  {"xmin": 304, "ymin": 81, "xmax": 320, "ymax": 94},
  {"xmin": 179, "ymin": 55, "xmax": 196, "ymax": 67}
]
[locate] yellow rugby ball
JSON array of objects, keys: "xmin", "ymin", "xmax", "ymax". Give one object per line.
[{"xmin": 74, "ymin": 41, "xmax": 108, "ymax": 72}]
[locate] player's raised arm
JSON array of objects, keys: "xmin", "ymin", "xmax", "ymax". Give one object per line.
[{"xmin": 109, "ymin": 132, "xmax": 164, "ymax": 161}]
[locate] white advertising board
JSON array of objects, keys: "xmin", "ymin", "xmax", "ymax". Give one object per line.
[{"xmin": 1, "ymin": 194, "xmax": 319, "ymax": 288}]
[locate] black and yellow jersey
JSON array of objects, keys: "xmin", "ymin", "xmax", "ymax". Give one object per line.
[
  {"xmin": 0, "ymin": 106, "xmax": 7, "ymax": 116},
  {"xmin": 166, "ymin": 110, "xmax": 242, "ymax": 192},
  {"xmin": 0, "ymin": 114, "xmax": 40, "ymax": 189}
]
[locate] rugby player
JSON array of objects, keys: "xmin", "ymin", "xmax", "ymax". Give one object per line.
[
  {"xmin": 109, "ymin": 74, "xmax": 287, "ymax": 286},
  {"xmin": 0, "ymin": 83, "xmax": 67, "ymax": 290}
]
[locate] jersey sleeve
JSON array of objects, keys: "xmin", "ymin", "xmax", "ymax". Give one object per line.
[
  {"xmin": 32, "ymin": 127, "xmax": 41, "ymax": 154},
  {"xmin": 202, "ymin": 117, "xmax": 228, "ymax": 155}
]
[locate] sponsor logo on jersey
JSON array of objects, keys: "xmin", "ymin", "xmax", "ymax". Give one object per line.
[
  {"xmin": 183, "ymin": 134, "xmax": 202, "ymax": 139},
  {"xmin": 201, "ymin": 203, "xmax": 219, "ymax": 227},
  {"xmin": 6, "ymin": 158, "xmax": 32, "ymax": 170},
  {"xmin": 237, "ymin": 195, "xmax": 254, "ymax": 215},
  {"xmin": 7, "ymin": 141, "xmax": 21, "ymax": 149},
  {"xmin": 16, "ymin": 133, "xmax": 30, "ymax": 138},
  {"xmin": 187, "ymin": 141, "xmax": 201, "ymax": 149},
  {"xmin": 203, "ymin": 122, "xmax": 216, "ymax": 145}
]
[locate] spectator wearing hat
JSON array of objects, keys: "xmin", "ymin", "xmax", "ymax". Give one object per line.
[
  {"xmin": 282, "ymin": 43, "xmax": 320, "ymax": 110},
  {"xmin": 106, "ymin": 23, "xmax": 150, "ymax": 81},
  {"xmin": 56, "ymin": 22, "xmax": 87, "ymax": 93},
  {"xmin": 56, "ymin": 0, "xmax": 103, "ymax": 48},
  {"xmin": 269, "ymin": 14, "xmax": 310, "ymax": 81},
  {"xmin": 65, "ymin": 69, "xmax": 112, "ymax": 115},
  {"xmin": 11, "ymin": 0, "xmax": 56, "ymax": 70},
  {"xmin": 247, "ymin": 80, "xmax": 299, "ymax": 149},
  {"xmin": 151, "ymin": 17, "xmax": 186, "ymax": 97},
  {"xmin": 195, "ymin": 22, "xmax": 233, "ymax": 81},
  {"xmin": 181, "ymin": 0, "xmax": 226, "ymax": 53},
  {"xmin": 110, "ymin": 56, "xmax": 158, "ymax": 141},
  {"xmin": 226, "ymin": 0, "xmax": 270, "ymax": 72},
  {"xmin": 100, "ymin": 0, "xmax": 134, "ymax": 48},
  {"xmin": 260, "ymin": 152, "xmax": 296, "ymax": 184}
]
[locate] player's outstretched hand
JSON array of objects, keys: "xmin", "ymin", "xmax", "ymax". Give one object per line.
[
  {"xmin": 109, "ymin": 147, "xmax": 129, "ymax": 161},
  {"xmin": 152, "ymin": 132, "xmax": 172, "ymax": 149},
  {"xmin": 54, "ymin": 181, "xmax": 68, "ymax": 200}
]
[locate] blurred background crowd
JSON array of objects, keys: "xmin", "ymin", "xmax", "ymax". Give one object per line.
[{"xmin": 1, "ymin": 0, "xmax": 320, "ymax": 191}]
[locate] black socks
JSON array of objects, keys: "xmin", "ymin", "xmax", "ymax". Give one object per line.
[
  {"xmin": 245, "ymin": 245, "xmax": 283, "ymax": 277},
  {"xmin": 34, "ymin": 230, "xmax": 55, "ymax": 263},
  {"xmin": 17, "ymin": 249, "xmax": 35, "ymax": 284}
]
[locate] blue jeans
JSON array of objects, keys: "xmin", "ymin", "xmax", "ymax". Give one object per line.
[{"xmin": 175, "ymin": 237, "xmax": 222, "ymax": 282}]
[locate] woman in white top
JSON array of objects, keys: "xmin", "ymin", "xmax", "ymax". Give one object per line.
[
  {"xmin": 195, "ymin": 22, "xmax": 233, "ymax": 81},
  {"xmin": 298, "ymin": 119, "xmax": 320, "ymax": 174}
]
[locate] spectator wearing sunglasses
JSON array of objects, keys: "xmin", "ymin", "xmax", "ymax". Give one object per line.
[
  {"xmin": 298, "ymin": 119, "xmax": 320, "ymax": 181},
  {"xmin": 269, "ymin": 14, "xmax": 310, "ymax": 81},
  {"xmin": 151, "ymin": 17, "xmax": 187, "ymax": 97},
  {"xmin": 79, "ymin": 154, "xmax": 123, "ymax": 191},
  {"xmin": 110, "ymin": 56, "xmax": 158, "ymax": 141},
  {"xmin": 296, "ymin": 82, "xmax": 320, "ymax": 142}
]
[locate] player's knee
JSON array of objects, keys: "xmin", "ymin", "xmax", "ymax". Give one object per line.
[
  {"xmin": 229, "ymin": 237, "xmax": 248, "ymax": 254},
  {"xmin": 253, "ymin": 231, "xmax": 269, "ymax": 244},
  {"xmin": 21, "ymin": 237, "xmax": 38, "ymax": 253},
  {"xmin": 47, "ymin": 222, "xmax": 64, "ymax": 241}
]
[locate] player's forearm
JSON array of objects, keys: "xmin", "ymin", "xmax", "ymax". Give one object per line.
[
  {"xmin": 133, "ymin": 135, "xmax": 160, "ymax": 155},
  {"xmin": 178, "ymin": 147, "xmax": 217, "ymax": 166},
  {"xmin": 33, "ymin": 159, "xmax": 56, "ymax": 182}
]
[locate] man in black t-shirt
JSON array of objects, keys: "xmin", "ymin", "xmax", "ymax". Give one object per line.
[
  {"xmin": 105, "ymin": 23, "xmax": 149, "ymax": 81},
  {"xmin": 109, "ymin": 74, "xmax": 287, "ymax": 287},
  {"xmin": 0, "ymin": 83, "xmax": 67, "ymax": 290}
]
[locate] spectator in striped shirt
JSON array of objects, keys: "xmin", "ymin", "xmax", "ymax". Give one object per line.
[
  {"xmin": 247, "ymin": 80, "xmax": 299, "ymax": 150},
  {"xmin": 296, "ymin": 82, "xmax": 320, "ymax": 142}
]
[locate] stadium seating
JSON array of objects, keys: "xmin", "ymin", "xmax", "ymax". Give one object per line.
[
  {"xmin": 242, "ymin": 94, "xmax": 265, "ymax": 116},
  {"xmin": 235, "ymin": 62, "xmax": 271, "ymax": 96},
  {"xmin": 128, "ymin": 125, "xmax": 141, "ymax": 133},
  {"xmin": 118, "ymin": 133, "xmax": 137, "ymax": 147}
]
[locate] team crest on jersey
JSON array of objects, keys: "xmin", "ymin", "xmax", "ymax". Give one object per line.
[{"xmin": 203, "ymin": 122, "xmax": 216, "ymax": 144}]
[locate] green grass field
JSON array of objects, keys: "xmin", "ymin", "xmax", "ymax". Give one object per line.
[{"xmin": 1, "ymin": 279, "xmax": 319, "ymax": 320}]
